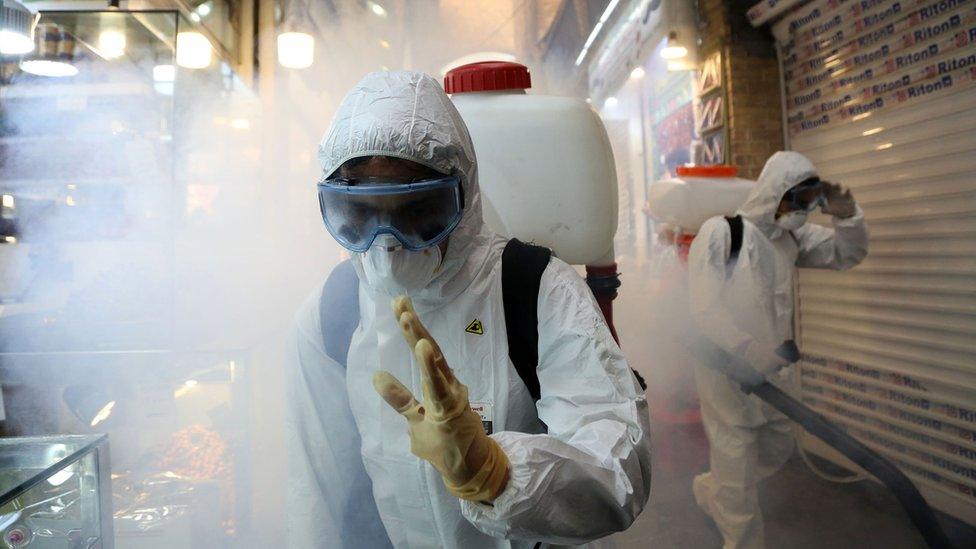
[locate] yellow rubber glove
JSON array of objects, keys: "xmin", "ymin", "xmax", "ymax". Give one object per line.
[{"xmin": 372, "ymin": 296, "xmax": 510, "ymax": 502}]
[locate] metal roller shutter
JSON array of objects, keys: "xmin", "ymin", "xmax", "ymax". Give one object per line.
[{"xmin": 763, "ymin": 0, "xmax": 976, "ymax": 524}]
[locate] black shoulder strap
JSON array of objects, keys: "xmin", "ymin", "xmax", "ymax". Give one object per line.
[
  {"xmin": 725, "ymin": 215, "xmax": 744, "ymax": 259},
  {"xmin": 502, "ymin": 239, "xmax": 552, "ymax": 401},
  {"xmin": 320, "ymin": 259, "xmax": 360, "ymax": 367}
]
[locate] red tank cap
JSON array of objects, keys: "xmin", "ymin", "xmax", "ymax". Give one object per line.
[
  {"xmin": 444, "ymin": 61, "xmax": 531, "ymax": 94},
  {"xmin": 676, "ymin": 165, "xmax": 739, "ymax": 178}
]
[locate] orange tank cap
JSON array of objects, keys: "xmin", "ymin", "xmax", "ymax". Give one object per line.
[{"xmin": 676, "ymin": 165, "xmax": 739, "ymax": 178}]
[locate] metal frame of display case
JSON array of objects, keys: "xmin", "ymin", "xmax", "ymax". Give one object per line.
[{"xmin": 0, "ymin": 434, "xmax": 113, "ymax": 549}]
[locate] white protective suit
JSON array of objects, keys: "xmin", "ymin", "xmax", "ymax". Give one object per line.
[
  {"xmin": 687, "ymin": 151, "xmax": 869, "ymax": 549},
  {"xmin": 286, "ymin": 71, "xmax": 652, "ymax": 549}
]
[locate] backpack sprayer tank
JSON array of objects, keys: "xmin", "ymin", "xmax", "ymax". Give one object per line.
[
  {"xmin": 446, "ymin": 61, "xmax": 621, "ymax": 338},
  {"xmin": 646, "ymin": 165, "xmax": 755, "ymax": 256}
]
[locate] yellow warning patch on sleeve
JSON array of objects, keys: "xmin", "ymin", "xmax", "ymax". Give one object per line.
[{"xmin": 465, "ymin": 319, "xmax": 484, "ymax": 335}]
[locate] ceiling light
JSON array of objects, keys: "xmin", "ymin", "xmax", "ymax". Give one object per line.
[
  {"xmin": 667, "ymin": 59, "xmax": 696, "ymax": 71},
  {"xmin": 0, "ymin": 29, "xmax": 32, "ymax": 54},
  {"xmin": 380, "ymin": 39, "xmax": 390, "ymax": 49},
  {"xmin": 0, "ymin": 0, "xmax": 36, "ymax": 55},
  {"xmin": 661, "ymin": 32, "xmax": 688, "ymax": 60},
  {"xmin": 196, "ymin": 2, "xmax": 212, "ymax": 17},
  {"xmin": 604, "ymin": 96, "xmax": 618, "ymax": 108},
  {"xmin": 176, "ymin": 32, "xmax": 212, "ymax": 69},
  {"xmin": 369, "ymin": 2, "xmax": 387, "ymax": 16},
  {"xmin": 20, "ymin": 59, "xmax": 78, "ymax": 77},
  {"xmin": 97, "ymin": 29, "xmax": 126, "ymax": 59},
  {"xmin": 862, "ymin": 127, "xmax": 883, "ymax": 136},
  {"xmin": 876, "ymin": 142, "xmax": 893, "ymax": 150},
  {"xmin": 277, "ymin": 31, "xmax": 314, "ymax": 69},
  {"xmin": 574, "ymin": 0, "xmax": 621, "ymax": 66},
  {"xmin": 630, "ymin": 67, "xmax": 645, "ymax": 79},
  {"xmin": 661, "ymin": 45, "xmax": 688, "ymax": 59}
]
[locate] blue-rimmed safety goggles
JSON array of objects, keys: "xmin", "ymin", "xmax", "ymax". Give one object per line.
[
  {"xmin": 317, "ymin": 175, "xmax": 463, "ymax": 252},
  {"xmin": 783, "ymin": 177, "xmax": 825, "ymax": 213}
]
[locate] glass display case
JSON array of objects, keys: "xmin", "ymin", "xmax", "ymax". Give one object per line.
[
  {"xmin": 0, "ymin": 435, "xmax": 112, "ymax": 549},
  {"xmin": 0, "ymin": 6, "xmax": 262, "ymax": 546}
]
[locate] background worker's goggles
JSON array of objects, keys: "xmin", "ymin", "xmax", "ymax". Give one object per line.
[
  {"xmin": 317, "ymin": 175, "xmax": 463, "ymax": 252},
  {"xmin": 783, "ymin": 177, "xmax": 825, "ymax": 212}
]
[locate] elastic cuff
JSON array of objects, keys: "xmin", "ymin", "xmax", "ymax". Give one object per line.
[{"xmin": 447, "ymin": 438, "xmax": 510, "ymax": 502}]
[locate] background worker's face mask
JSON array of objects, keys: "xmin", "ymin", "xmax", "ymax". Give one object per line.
[{"xmin": 776, "ymin": 211, "xmax": 809, "ymax": 231}]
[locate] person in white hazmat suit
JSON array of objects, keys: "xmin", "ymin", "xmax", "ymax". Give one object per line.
[
  {"xmin": 687, "ymin": 151, "xmax": 869, "ymax": 549},
  {"xmin": 286, "ymin": 70, "xmax": 652, "ymax": 548}
]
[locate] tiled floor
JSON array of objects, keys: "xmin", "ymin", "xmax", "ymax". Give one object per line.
[{"xmin": 610, "ymin": 419, "xmax": 976, "ymax": 548}]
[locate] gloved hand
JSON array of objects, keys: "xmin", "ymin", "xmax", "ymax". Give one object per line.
[
  {"xmin": 372, "ymin": 296, "xmax": 510, "ymax": 502},
  {"xmin": 775, "ymin": 340, "xmax": 801, "ymax": 363},
  {"xmin": 821, "ymin": 181, "xmax": 857, "ymax": 218},
  {"xmin": 757, "ymin": 341, "xmax": 800, "ymax": 377}
]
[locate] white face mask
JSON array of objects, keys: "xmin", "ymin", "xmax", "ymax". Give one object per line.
[
  {"xmin": 776, "ymin": 211, "xmax": 808, "ymax": 232},
  {"xmin": 361, "ymin": 241, "xmax": 443, "ymax": 297}
]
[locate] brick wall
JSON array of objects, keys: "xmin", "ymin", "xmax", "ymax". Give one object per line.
[{"xmin": 698, "ymin": 0, "xmax": 784, "ymax": 179}]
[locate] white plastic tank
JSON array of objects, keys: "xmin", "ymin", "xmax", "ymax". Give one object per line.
[
  {"xmin": 646, "ymin": 165, "xmax": 756, "ymax": 234},
  {"xmin": 446, "ymin": 62, "xmax": 617, "ymax": 266}
]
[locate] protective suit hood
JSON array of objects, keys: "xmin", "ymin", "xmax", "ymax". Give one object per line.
[
  {"xmin": 737, "ymin": 151, "xmax": 818, "ymax": 236},
  {"xmin": 317, "ymin": 71, "xmax": 489, "ymax": 309}
]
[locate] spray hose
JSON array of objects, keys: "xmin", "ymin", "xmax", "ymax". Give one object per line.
[
  {"xmin": 697, "ymin": 342, "xmax": 953, "ymax": 549},
  {"xmin": 743, "ymin": 381, "xmax": 952, "ymax": 549}
]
